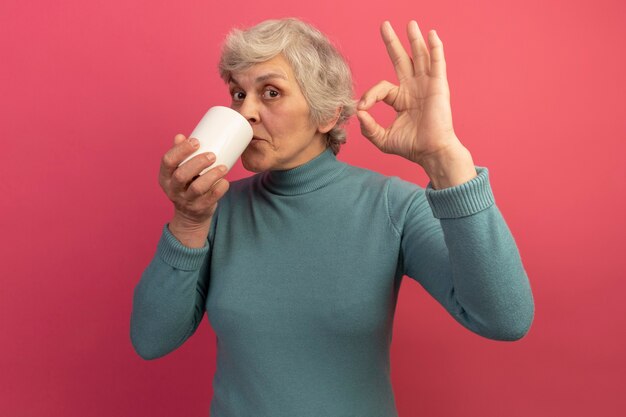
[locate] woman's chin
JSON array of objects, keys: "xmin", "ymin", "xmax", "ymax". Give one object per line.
[{"xmin": 241, "ymin": 152, "xmax": 270, "ymax": 173}]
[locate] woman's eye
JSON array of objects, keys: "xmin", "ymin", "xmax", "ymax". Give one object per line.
[
  {"xmin": 262, "ymin": 89, "xmax": 280, "ymax": 99},
  {"xmin": 232, "ymin": 91, "xmax": 245, "ymax": 101}
]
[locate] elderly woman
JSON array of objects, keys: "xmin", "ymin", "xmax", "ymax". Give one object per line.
[{"xmin": 131, "ymin": 18, "xmax": 534, "ymax": 417}]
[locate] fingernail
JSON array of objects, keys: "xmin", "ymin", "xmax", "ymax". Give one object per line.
[
  {"xmin": 359, "ymin": 99, "xmax": 366, "ymax": 109},
  {"xmin": 190, "ymin": 138, "xmax": 200, "ymax": 147},
  {"xmin": 206, "ymin": 153, "xmax": 216, "ymax": 161},
  {"xmin": 218, "ymin": 165, "xmax": 228, "ymax": 173}
]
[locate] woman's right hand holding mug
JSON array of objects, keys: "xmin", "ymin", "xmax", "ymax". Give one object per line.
[{"xmin": 159, "ymin": 134, "xmax": 230, "ymax": 248}]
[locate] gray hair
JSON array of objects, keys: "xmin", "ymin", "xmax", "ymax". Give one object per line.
[{"xmin": 218, "ymin": 18, "xmax": 356, "ymax": 155}]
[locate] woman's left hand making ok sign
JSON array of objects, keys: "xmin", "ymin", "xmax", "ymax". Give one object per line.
[{"xmin": 357, "ymin": 20, "xmax": 477, "ymax": 189}]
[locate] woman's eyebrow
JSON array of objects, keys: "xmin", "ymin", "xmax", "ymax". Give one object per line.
[
  {"xmin": 229, "ymin": 72, "xmax": 288, "ymax": 85},
  {"xmin": 254, "ymin": 73, "xmax": 288, "ymax": 83}
]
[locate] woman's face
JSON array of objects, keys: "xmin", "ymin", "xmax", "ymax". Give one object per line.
[{"xmin": 228, "ymin": 54, "xmax": 328, "ymax": 172}]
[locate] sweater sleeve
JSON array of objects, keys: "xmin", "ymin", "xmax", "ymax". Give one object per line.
[
  {"xmin": 130, "ymin": 223, "xmax": 212, "ymax": 360},
  {"xmin": 391, "ymin": 167, "xmax": 535, "ymax": 341}
]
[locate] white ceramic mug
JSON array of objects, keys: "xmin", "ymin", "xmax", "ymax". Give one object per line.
[{"xmin": 178, "ymin": 106, "xmax": 253, "ymax": 175}]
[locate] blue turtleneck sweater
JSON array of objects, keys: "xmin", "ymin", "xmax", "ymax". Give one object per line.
[{"xmin": 130, "ymin": 147, "xmax": 534, "ymax": 417}]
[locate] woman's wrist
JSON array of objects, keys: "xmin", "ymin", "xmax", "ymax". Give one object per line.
[
  {"xmin": 168, "ymin": 214, "xmax": 212, "ymax": 249},
  {"xmin": 418, "ymin": 142, "xmax": 477, "ymax": 190}
]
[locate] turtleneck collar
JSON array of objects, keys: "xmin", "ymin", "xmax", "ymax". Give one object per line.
[{"xmin": 260, "ymin": 147, "xmax": 347, "ymax": 196}]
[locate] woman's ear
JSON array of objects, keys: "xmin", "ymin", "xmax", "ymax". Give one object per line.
[{"xmin": 318, "ymin": 107, "xmax": 342, "ymax": 134}]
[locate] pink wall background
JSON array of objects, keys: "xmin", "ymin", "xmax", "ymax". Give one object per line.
[{"xmin": 1, "ymin": 0, "xmax": 625, "ymax": 416}]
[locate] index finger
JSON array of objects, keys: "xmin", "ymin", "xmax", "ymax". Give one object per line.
[{"xmin": 381, "ymin": 21, "xmax": 414, "ymax": 82}]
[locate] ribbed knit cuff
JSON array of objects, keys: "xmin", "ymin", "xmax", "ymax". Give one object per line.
[
  {"xmin": 425, "ymin": 166, "xmax": 494, "ymax": 219},
  {"xmin": 156, "ymin": 223, "xmax": 209, "ymax": 271}
]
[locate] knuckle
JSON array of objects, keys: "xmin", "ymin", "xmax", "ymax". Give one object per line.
[
  {"xmin": 186, "ymin": 179, "xmax": 203, "ymax": 197},
  {"xmin": 206, "ymin": 181, "xmax": 221, "ymax": 197},
  {"xmin": 213, "ymin": 179, "xmax": 229, "ymax": 196},
  {"xmin": 172, "ymin": 169, "xmax": 187, "ymax": 184},
  {"xmin": 162, "ymin": 153, "xmax": 175, "ymax": 168},
  {"xmin": 187, "ymin": 182, "xmax": 202, "ymax": 196}
]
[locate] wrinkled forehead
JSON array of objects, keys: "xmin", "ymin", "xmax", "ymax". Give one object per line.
[{"xmin": 227, "ymin": 54, "xmax": 296, "ymax": 85}]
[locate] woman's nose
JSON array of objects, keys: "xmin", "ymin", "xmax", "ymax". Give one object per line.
[{"xmin": 237, "ymin": 96, "xmax": 260, "ymax": 124}]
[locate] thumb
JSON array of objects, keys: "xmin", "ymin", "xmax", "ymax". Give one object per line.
[{"xmin": 356, "ymin": 110, "xmax": 386, "ymax": 149}]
